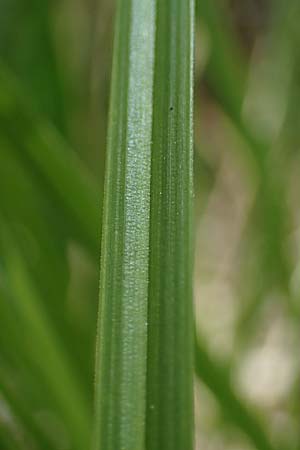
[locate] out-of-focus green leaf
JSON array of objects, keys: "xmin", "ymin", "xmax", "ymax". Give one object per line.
[
  {"xmin": 0, "ymin": 0, "xmax": 66, "ymax": 130},
  {"xmin": 0, "ymin": 225, "xmax": 92, "ymax": 450},
  {"xmin": 196, "ymin": 0, "xmax": 246, "ymax": 120},
  {"xmin": 0, "ymin": 65, "xmax": 101, "ymax": 260},
  {"xmin": 0, "ymin": 374, "xmax": 54, "ymax": 450},
  {"xmin": 0, "ymin": 68, "xmax": 101, "ymax": 389},
  {"xmin": 197, "ymin": 0, "xmax": 292, "ymax": 315}
]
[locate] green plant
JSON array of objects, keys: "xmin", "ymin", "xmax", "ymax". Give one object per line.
[
  {"xmin": 0, "ymin": 0, "xmax": 299, "ymax": 450},
  {"xmin": 93, "ymin": 0, "xmax": 194, "ymax": 448}
]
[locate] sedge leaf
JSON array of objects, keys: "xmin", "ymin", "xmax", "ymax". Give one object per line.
[
  {"xmin": 93, "ymin": 0, "xmax": 194, "ymax": 449},
  {"xmin": 93, "ymin": 0, "xmax": 155, "ymax": 449},
  {"xmin": 146, "ymin": 0, "xmax": 195, "ymax": 449}
]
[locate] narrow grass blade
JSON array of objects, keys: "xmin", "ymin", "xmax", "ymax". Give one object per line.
[
  {"xmin": 146, "ymin": 0, "xmax": 195, "ymax": 449},
  {"xmin": 0, "ymin": 66, "xmax": 100, "ymax": 259},
  {"xmin": 0, "ymin": 0, "xmax": 66, "ymax": 130},
  {"xmin": 0, "ymin": 227, "xmax": 91, "ymax": 450},
  {"xmin": 0, "ymin": 427, "xmax": 21, "ymax": 450},
  {"xmin": 0, "ymin": 376, "xmax": 54, "ymax": 450},
  {"xmin": 26, "ymin": 124, "xmax": 101, "ymax": 257},
  {"xmin": 196, "ymin": 0, "xmax": 292, "ymax": 311},
  {"xmin": 196, "ymin": 0, "xmax": 246, "ymax": 120},
  {"xmin": 93, "ymin": 0, "xmax": 155, "ymax": 449}
]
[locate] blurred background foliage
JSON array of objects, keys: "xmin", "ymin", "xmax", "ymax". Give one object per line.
[{"xmin": 0, "ymin": 0, "xmax": 299, "ymax": 449}]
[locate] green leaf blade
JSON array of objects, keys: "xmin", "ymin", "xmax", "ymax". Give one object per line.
[
  {"xmin": 146, "ymin": 0, "xmax": 195, "ymax": 449},
  {"xmin": 94, "ymin": 0, "xmax": 195, "ymax": 448},
  {"xmin": 93, "ymin": 0, "xmax": 155, "ymax": 449}
]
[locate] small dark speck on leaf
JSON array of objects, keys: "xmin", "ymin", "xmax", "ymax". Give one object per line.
[{"xmin": 169, "ymin": 106, "xmax": 174, "ymax": 111}]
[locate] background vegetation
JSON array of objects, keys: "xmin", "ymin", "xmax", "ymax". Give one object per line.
[{"xmin": 0, "ymin": 0, "xmax": 299, "ymax": 449}]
